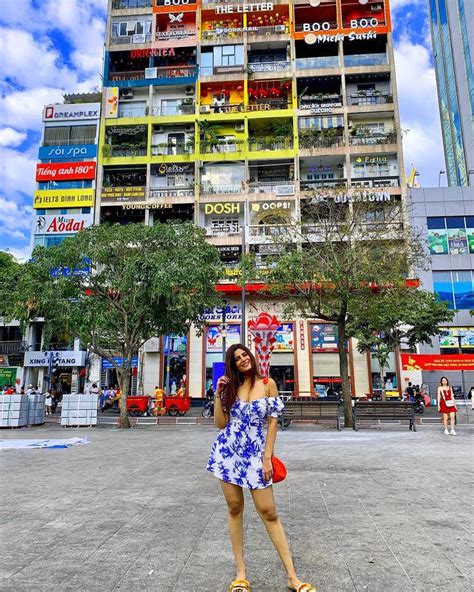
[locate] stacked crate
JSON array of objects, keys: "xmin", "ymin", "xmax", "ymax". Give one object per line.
[
  {"xmin": 27, "ymin": 394, "xmax": 45, "ymax": 425},
  {"xmin": 61, "ymin": 394, "xmax": 98, "ymax": 427},
  {"xmin": 0, "ymin": 395, "xmax": 29, "ymax": 428}
]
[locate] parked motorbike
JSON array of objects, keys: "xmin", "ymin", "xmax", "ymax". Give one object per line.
[
  {"xmin": 414, "ymin": 398, "xmax": 425, "ymax": 414},
  {"xmin": 202, "ymin": 397, "xmax": 214, "ymax": 418}
]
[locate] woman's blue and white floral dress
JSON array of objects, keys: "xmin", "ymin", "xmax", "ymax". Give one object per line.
[{"xmin": 207, "ymin": 396, "xmax": 284, "ymax": 489}]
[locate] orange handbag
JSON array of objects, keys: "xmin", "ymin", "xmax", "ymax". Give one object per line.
[{"xmin": 272, "ymin": 455, "xmax": 287, "ymax": 483}]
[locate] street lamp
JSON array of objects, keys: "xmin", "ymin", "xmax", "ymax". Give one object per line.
[{"xmin": 438, "ymin": 170, "xmax": 446, "ymax": 187}]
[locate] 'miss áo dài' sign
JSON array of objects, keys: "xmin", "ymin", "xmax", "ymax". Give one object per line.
[{"xmin": 34, "ymin": 214, "xmax": 94, "ymax": 235}]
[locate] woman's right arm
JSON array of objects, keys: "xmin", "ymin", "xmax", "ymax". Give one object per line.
[
  {"xmin": 214, "ymin": 377, "xmax": 229, "ymax": 429},
  {"xmin": 437, "ymin": 387, "xmax": 441, "ymax": 410}
]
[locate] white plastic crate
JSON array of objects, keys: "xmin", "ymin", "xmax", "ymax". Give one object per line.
[
  {"xmin": 61, "ymin": 394, "xmax": 98, "ymax": 426},
  {"xmin": 28, "ymin": 394, "xmax": 45, "ymax": 425},
  {"xmin": 0, "ymin": 395, "xmax": 29, "ymax": 428}
]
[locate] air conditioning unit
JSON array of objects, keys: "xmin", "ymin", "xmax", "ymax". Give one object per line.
[
  {"xmin": 120, "ymin": 89, "xmax": 134, "ymax": 99},
  {"xmin": 200, "ymin": 105, "xmax": 211, "ymax": 114},
  {"xmin": 145, "ymin": 67, "xmax": 158, "ymax": 79},
  {"xmin": 235, "ymin": 123, "xmax": 245, "ymax": 132},
  {"xmin": 371, "ymin": 3, "xmax": 383, "ymax": 10},
  {"xmin": 184, "ymin": 86, "xmax": 195, "ymax": 95},
  {"xmin": 143, "ymin": 337, "xmax": 160, "ymax": 353},
  {"xmin": 185, "ymin": 124, "xmax": 194, "ymax": 132}
]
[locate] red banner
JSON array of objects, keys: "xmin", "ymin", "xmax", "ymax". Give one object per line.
[
  {"xmin": 401, "ymin": 354, "xmax": 474, "ymax": 371},
  {"xmin": 36, "ymin": 162, "xmax": 96, "ymax": 182}
]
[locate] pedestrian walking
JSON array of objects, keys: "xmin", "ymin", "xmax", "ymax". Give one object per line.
[
  {"xmin": 45, "ymin": 390, "xmax": 52, "ymax": 415},
  {"xmin": 207, "ymin": 344, "xmax": 316, "ymax": 592},
  {"xmin": 470, "ymin": 386, "xmax": 474, "ymax": 411},
  {"xmin": 437, "ymin": 376, "xmax": 458, "ymax": 436}
]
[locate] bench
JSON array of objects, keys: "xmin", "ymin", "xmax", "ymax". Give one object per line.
[
  {"xmin": 280, "ymin": 398, "xmax": 342, "ymax": 431},
  {"xmin": 353, "ymin": 401, "xmax": 416, "ymax": 431}
]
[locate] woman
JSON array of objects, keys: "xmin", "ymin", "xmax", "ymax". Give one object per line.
[
  {"xmin": 437, "ymin": 376, "xmax": 458, "ymax": 436},
  {"xmin": 207, "ymin": 344, "xmax": 315, "ymax": 592}
]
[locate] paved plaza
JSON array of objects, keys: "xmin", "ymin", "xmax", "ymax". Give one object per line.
[{"xmin": 0, "ymin": 422, "xmax": 472, "ymax": 592}]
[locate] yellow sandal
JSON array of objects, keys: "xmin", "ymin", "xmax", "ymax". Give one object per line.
[
  {"xmin": 229, "ymin": 579, "xmax": 250, "ymax": 592},
  {"xmin": 288, "ymin": 584, "xmax": 316, "ymax": 592}
]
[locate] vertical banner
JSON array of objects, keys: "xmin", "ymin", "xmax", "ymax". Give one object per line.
[{"xmin": 105, "ymin": 87, "xmax": 119, "ymax": 119}]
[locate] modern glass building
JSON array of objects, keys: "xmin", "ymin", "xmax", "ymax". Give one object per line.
[{"xmin": 428, "ymin": 0, "xmax": 474, "ymax": 186}]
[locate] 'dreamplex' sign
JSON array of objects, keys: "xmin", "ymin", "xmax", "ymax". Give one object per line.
[
  {"xmin": 34, "ymin": 214, "xmax": 93, "ymax": 235},
  {"xmin": 24, "ymin": 351, "xmax": 87, "ymax": 367},
  {"xmin": 43, "ymin": 103, "xmax": 100, "ymax": 121},
  {"xmin": 310, "ymin": 190, "xmax": 392, "ymax": 204}
]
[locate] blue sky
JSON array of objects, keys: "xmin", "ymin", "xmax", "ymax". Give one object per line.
[{"xmin": 0, "ymin": 0, "xmax": 445, "ymax": 260}]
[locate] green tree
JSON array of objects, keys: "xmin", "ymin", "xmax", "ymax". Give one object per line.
[
  {"xmin": 0, "ymin": 252, "xmax": 22, "ymax": 318},
  {"xmin": 4, "ymin": 223, "xmax": 223, "ymax": 427},
  {"xmin": 265, "ymin": 198, "xmax": 451, "ymax": 427}
]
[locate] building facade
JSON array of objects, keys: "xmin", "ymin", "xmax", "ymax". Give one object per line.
[
  {"xmin": 92, "ymin": 0, "xmax": 407, "ymax": 398},
  {"xmin": 409, "ymin": 186, "xmax": 474, "ymax": 396},
  {"xmin": 428, "ymin": 0, "xmax": 474, "ymax": 186}
]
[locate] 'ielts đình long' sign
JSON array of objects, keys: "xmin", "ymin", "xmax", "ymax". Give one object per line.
[
  {"xmin": 36, "ymin": 162, "xmax": 96, "ymax": 182},
  {"xmin": 33, "ymin": 189, "xmax": 95, "ymax": 209},
  {"xmin": 401, "ymin": 354, "xmax": 474, "ymax": 372}
]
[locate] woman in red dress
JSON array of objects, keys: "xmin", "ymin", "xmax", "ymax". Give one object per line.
[{"xmin": 437, "ymin": 376, "xmax": 458, "ymax": 436}]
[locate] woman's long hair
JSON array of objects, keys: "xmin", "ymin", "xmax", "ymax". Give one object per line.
[
  {"xmin": 440, "ymin": 376, "xmax": 450, "ymax": 387},
  {"xmin": 221, "ymin": 343, "xmax": 261, "ymax": 411}
]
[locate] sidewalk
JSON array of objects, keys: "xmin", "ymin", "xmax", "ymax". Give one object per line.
[{"xmin": 0, "ymin": 424, "xmax": 472, "ymax": 591}]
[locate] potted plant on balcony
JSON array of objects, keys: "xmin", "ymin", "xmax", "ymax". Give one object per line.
[
  {"xmin": 102, "ymin": 144, "xmax": 112, "ymax": 158},
  {"xmin": 199, "ymin": 120, "xmax": 219, "ymax": 153}
]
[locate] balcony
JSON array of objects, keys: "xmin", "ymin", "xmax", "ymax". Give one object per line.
[
  {"xmin": 43, "ymin": 137, "xmax": 96, "ymax": 147},
  {"xmin": 110, "ymin": 34, "xmax": 152, "ymax": 46},
  {"xmin": 299, "ymin": 94, "xmax": 343, "ymax": 111},
  {"xmin": 348, "ymin": 93, "xmax": 393, "ymax": 106},
  {"xmin": 247, "ymin": 98, "xmax": 291, "ymax": 113},
  {"xmin": 152, "ymin": 103, "xmax": 195, "ymax": 116},
  {"xmin": 248, "ymin": 61, "xmax": 291, "ymax": 74},
  {"xmin": 296, "ymin": 56, "xmax": 340, "ymax": 70},
  {"xmin": 201, "ymin": 184, "xmax": 244, "ymax": 195},
  {"xmin": 200, "ymin": 102, "xmax": 244, "ymax": 115},
  {"xmin": 202, "ymin": 28, "xmax": 243, "ymax": 41},
  {"xmin": 300, "ymin": 179, "xmax": 347, "ymax": 191},
  {"xmin": 248, "ymin": 138, "xmax": 294, "ymax": 151},
  {"xmin": 112, "ymin": 0, "xmax": 151, "ymax": 7},
  {"xmin": 351, "ymin": 176, "xmax": 400, "ymax": 188},
  {"xmin": 200, "ymin": 140, "xmax": 245, "ymax": 154},
  {"xmin": 344, "ymin": 53, "xmax": 388, "ymax": 68},
  {"xmin": 349, "ymin": 133, "xmax": 397, "ymax": 146},
  {"xmin": 247, "ymin": 24, "xmax": 290, "ymax": 37},
  {"xmin": 109, "ymin": 65, "xmax": 197, "ymax": 83},
  {"xmin": 118, "ymin": 104, "xmax": 148, "ymax": 118},
  {"xmin": 155, "ymin": 30, "xmax": 197, "ymax": 42},
  {"xmin": 149, "ymin": 187, "xmax": 194, "ymax": 198},
  {"xmin": 0, "ymin": 341, "xmax": 27, "ymax": 355},
  {"xmin": 151, "ymin": 142, "xmax": 194, "ymax": 156},
  {"xmin": 248, "ymin": 181, "xmax": 295, "ymax": 196},
  {"xmin": 299, "ymin": 133, "xmax": 345, "ymax": 150},
  {"xmin": 248, "ymin": 224, "xmax": 294, "ymax": 240},
  {"xmin": 201, "ymin": 65, "xmax": 246, "ymax": 77},
  {"xmin": 104, "ymin": 145, "xmax": 147, "ymax": 157}
]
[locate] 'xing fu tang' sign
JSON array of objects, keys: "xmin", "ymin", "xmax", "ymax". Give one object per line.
[{"xmin": 311, "ymin": 191, "xmax": 392, "ymax": 204}]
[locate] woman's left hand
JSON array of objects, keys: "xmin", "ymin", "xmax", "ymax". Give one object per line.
[{"xmin": 262, "ymin": 457, "xmax": 273, "ymax": 481}]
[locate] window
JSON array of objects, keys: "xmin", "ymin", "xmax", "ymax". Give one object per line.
[
  {"xmin": 427, "ymin": 216, "xmax": 474, "ymax": 254},
  {"xmin": 111, "ymin": 18, "xmax": 152, "ymax": 42},
  {"xmin": 43, "ymin": 125, "xmax": 96, "ymax": 146},
  {"xmin": 433, "ymin": 270, "xmax": 474, "ymax": 309},
  {"xmin": 38, "ymin": 180, "xmax": 93, "ymax": 190}
]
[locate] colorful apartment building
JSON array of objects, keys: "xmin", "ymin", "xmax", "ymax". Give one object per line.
[{"xmin": 96, "ymin": 0, "xmax": 408, "ymax": 398}]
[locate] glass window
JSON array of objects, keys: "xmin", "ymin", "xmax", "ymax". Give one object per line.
[
  {"xmin": 466, "ymin": 217, "xmax": 474, "ymax": 254},
  {"xmin": 82, "ymin": 207, "xmax": 91, "ymax": 214},
  {"xmin": 433, "ymin": 270, "xmax": 455, "ymax": 309},
  {"xmin": 453, "ymin": 270, "xmax": 474, "ymax": 309},
  {"xmin": 44, "ymin": 235, "xmax": 68, "ymax": 248},
  {"xmin": 427, "ymin": 217, "xmax": 448, "ymax": 254},
  {"xmin": 446, "ymin": 216, "xmax": 468, "ymax": 254}
]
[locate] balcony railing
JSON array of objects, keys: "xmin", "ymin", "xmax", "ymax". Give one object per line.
[
  {"xmin": 202, "ymin": 28, "xmax": 244, "ymax": 40},
  {"xmin": 110, "ymin": 34, "xmax": 152, "ymax": 46},
  {"xmin": 202, "ymin": 102, "xmax": 244, "ymax": 114},
  {"xmin": 107, "ymin": 145, "xmax": 147, "ymax": 157},
  {"xmin": 155, "ymin": 30, "xmax": 197, "ymax": 41},
  {"xmin": 43, "ymin": 138, "xmax": 96, "ymax": 147},
  {"xmin": 149, "ymin": 187, "xmax": 194, "ymax": 198},
  {"xmin": 248, "ymin": 61, "xmax": 291, "ymax": 74},
  {"xmin": 152, "ymin": 104, "xmax": 195, "ymax": 116},
  {"xmin": 248, "ymin": 181, "xmax": 295, "ymax": 195},
  {"xmin": 248, "ymin": 138, "xmax": 294, "ymax": 151},
  {"xmin": 110, "ymin": 65, "xmax": 197, "ymax": 82},
  {"xmin": 151, "ymin": 143, "xmax": 194, "ymax": 156},
  {"xmin": 249, "ymin": 224, "xmax": 293, "ymax": 238},
  {"xmin": 201, "ymin": 184, "xmax": 244, "ymax": 194},
  {"xmin": 300, "ymin": 179, "xmax": 347, "ymax": 191},
  {"xmin": 296, "ymin": 56, "xmax": 340, "ymax": 70},
  {"xmin": 349, "ymin": 133, "xmax": 397, "ymax": 146},
  {"xmin": 351, "ymin": 176, "xmax": 400, "ymax": 188},
  {"xmin": 0, "ymin": 341, "xmax": 27, "ymax": 355},
  {"xmin": 248, "ymin": 25, "xmax": 290, "ymax": 36},
  {"xmin": 118, "ymin": 105, "xmax": 148, "ymax": 118},
  {"xmin": 299, "ymin": 135, "xmax": 345, "ymax": 149},
  {"xmin": 349, "ymin": 93, "xmax": 393, "ymax": 106},
  {"xmin": 200, "ymin": 65, "xmax": 245, "ymax": 76},
  {"xmin": 200, "ymin": 140, "xmax": 245, "ymax": 154},
  {"xmin": 344, "ymin": 53, "xmax": 388, "ymax": 67},
  {"xmin": 247, "ymin": 99, "xmax": 290, "ymax": 112},
  {"xmin": 299, "ymin": 95, "xmax": 342, "ymax": 109},
  {"xmin": 112, "ymin": 0, "xmax": 152, "ymax": 8}
]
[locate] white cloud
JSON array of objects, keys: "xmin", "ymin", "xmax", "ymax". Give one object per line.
[
  {"xmin": 1, "ymin": 146, "xmax": 37, "ymax": 198},
  {"xmin": 0, "ymin": 87, "xmax": 65, "ymax": 132},
  {"xmin": 0, "ymin": 244, "xmax": 32, "ymax": 263},
  {"xmin": 0, "ymin": 128, "xmax": 27, "ymax": 147},
  {"xmin": 0, "ymin": 197, "xmax": 33, "ymax": 254}
]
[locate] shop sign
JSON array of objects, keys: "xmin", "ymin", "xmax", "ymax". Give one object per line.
[
  {"xmin": 156, "ymin": 163, "xmax": 193, "ymax": 175},
  {"xmin": 439, "ymin": 327, "xmax": 474, "ymax": 349},
  {"xmin": 157, "ymin": 0, "xmax": 195, "ymax": 5},
  {"xmin": 204, "ymin": 203, "xmax": 241, "ymax": 215},
  {"xmin": 217, "ymin": 245, "xmax": 242, "ymax": 260},
  {"xmin": 107, "ymin": 125, "xmax": 146, "ymax": 136},
  {"xmin": 274, "ymin": 323, "xmax": 294, "ymax": 352},
  {"xmin": 311, "ymin": 190, "xmax": 391, "ymax": 204},
  {"xmin": 121, "ymin": 202, "xmax": 173, "ymax": 210},
  {"xmin": 311, "ymin": 324, "xmax": 339, "ymax": 352},
  {"xmin": 305, "ymin": 31, "xmax": 377, "ymax": 44},
  {"xmin": 302, "ymin": 19, "xmax": 379, "ymax": 33},
  {"xmin": 300, "ymin": 102, "xmax": 341, "ymax": 114},
  {"xmin": 203, "ymin": 304, "xmax": 242, "ymax": 321},
  {"xmin": 401, "ymin": 353, "xmax": 474, "ymax": 372},
  {"xmin": 34, "ymin": 214, "xmax": 93, "ymax": 235},
  {"xmin": 0, "ymin": 355, "xmax": 9, "ymax": 368},
  {"xmin": 33, "ymin": 189, "xmax": 95, "ymax": 209},
  {"xmin": 216, "ymin": 2, "xmax": 273, "ymax": 14},
  {"xmin": 38, "ymin": 144, "xmax": 98, "ymax": 161},
  {"xmin": 24, "ymin": 351, "xmax": 87, "ymax": 367},
  {"xmin": 105, "ymin": 87, "xmax": 119, "ymax": 119},
  {"xmin": 275, "ymin": 185, "xmax": 295, "ymax": 196},
  {"xmin": 43, "ymin": 103, "xmax": 100, "ymax": 122},
  {"xmin": 130, "ymin": 48, "xmax": 176, "ymax": 58},
  {"xmin": 101, "ymin": 186, "xmax": 146, "ymax": 202},
  {"xmin": 251, "ymin": 201, "xmax": 292, "ymax": 212},
  {"xmin": 36, "ymin": 162, "xmax": 96, "ymax": 182},
  {"xmin": 0, "ymin": 368, "xmax": 16, "ymax": 388},
  {"xmin": 102, "ymin": 356, "xmax": 138, "ymax": 369},
  {"xmin": 355, "ymin": 156, "xmax": 388, "ymax": 164},
  {"xmin": 207, "ymin": 325, "xmax": 241, "ymax": 352}
]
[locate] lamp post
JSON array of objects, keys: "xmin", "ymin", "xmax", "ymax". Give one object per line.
[
  {"xmin": 438, "ymin": 170, "xmax": 446, "ymax": 187},
  {"xmin": 241, "ymin": 222, "xmax": 247, "ymax": 345}
]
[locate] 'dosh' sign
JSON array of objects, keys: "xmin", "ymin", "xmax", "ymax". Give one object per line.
[
  {"xmin": 43, "ymin": 103, "xmax": 100, "ymax": 121},
  {"xmin": 34, "ymin": 214, "xmax": 93, "ymax": 235},
  {"xmin": 36, "ymin": 162, "xmax": 96, "ymax": 182}
]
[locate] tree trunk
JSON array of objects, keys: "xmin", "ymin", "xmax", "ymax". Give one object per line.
[
  {"xmin": 338, "ymin": 319, "xmax": 353, "ymax": 428},
  {"xmin": 118, "ymin": 366, "xmax": 131, "ymax": 429},
  {"xmin": 380, "ymin": 366, "xmax": 386, "ymax": 402}
]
